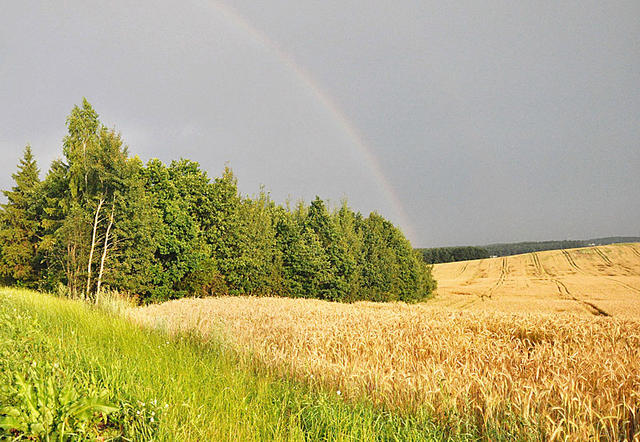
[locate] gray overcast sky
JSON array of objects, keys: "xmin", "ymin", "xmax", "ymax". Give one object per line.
[{"xmin": 1, "ymin": 1, "xmax": 638, "ymax": 247}]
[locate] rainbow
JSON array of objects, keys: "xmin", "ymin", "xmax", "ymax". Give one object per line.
[{"xmin": 193, "ymin": 0, "xmax": 416, "ymax": 241}]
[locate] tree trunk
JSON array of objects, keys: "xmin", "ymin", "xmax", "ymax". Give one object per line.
[
  {"xmin": 96, "ymin": 200, "xmax": 115, "ymax": 304},
  {"xmin": 86, "ymin": 197, "xmax": 104, "ymax": 300}
]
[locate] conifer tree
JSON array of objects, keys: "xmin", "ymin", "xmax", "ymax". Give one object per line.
[{"xmin": 0, "ymin": 146, "xmax": 42, "ymax": 286}]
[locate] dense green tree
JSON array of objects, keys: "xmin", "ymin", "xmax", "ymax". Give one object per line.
[
  {"xmin": 333, "ymin": 202, "xmax": 364, "ymax": 301},
  {"xmin": 219, "ymin": 191, "xmax": 282, "ymax": 295},
  {"xmin": 201, "ymin": 166, "xmax": 241, "ymax": 293},
  {"xmin": 98, "ymin": 156, "xmax": 160, "ymax": 299},
  {"xmin": 275, "ymin": 202, "xmax": 332, "ymax": 299},
  {"xmin": 360, "ymin": 213, "xmax": 434, "ymax": 302},
  {"xmin": 38, "ymin": 159, "xmax": 71, "ymax": 291},
  {"xmin": 0, "ymin": 146, "xmax": 42, "ymax": 286},
  {"xmin": 143, "ymin": 159, "xmax": 218, "ymax": 300},
  {"xmin": 305, "ymin": 197, "xmax": 351, "ymax": 300}
]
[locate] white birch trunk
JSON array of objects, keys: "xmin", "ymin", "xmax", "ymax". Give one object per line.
[
  {"xmin": 96, "ymin": 201, "xmax": 115, "ymax": 304},
  {"xmin": 86, "ymin": 197, "xmax": 104, "ymax": 300}
]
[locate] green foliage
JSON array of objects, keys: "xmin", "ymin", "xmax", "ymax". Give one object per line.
[
  {"xmin": 0, "ymin": 366, "xmax": 117, "ymax": 440},
  {"xmin": 0, "ymin": 292, "xmax": 125, "ymax": 440},
  {"xmin": 333, "ymin": 203, "xmax": 365, "ymax": 301},
  {"xmin": 105, "ymin": 158, "xmax": 157, "ymax": 292},
  {"xmin": 142, "ymin": 159, "xmax": 218, "ymax": 300},
  {"xmin": 219, "ymin": 191, "xmax": 283, "ymax": 295},
  {"xmin": 275, "ymin": 202, "xmax": 332, "ymax": 299},
  {"xmin": 360, "ymin": 213, "xmax": 435, "ymax": 302},
  {"xmin": 0, "ymin": 100, "xmax": 436, "ymax": 303}
]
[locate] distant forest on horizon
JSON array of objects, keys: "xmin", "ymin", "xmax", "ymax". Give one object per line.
[{"xmin": 417, "ymin": 236, "xmax": 640, "ymax": 264}]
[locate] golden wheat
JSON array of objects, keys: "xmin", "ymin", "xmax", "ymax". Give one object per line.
[
  {"xmin": 131, "ymin": 294, "xmax": 640, "ymax": 439},
  {"xmin": 431, "ymin": 243, "xmax": 640, "ymax": 318}
]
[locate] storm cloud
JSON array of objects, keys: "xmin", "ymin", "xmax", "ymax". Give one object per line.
[{"xmin": 1, "ymin": 0, "xmax": 638, "ymax": 246}]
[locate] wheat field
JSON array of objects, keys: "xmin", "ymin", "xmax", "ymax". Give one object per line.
[
  {"xmin": 431, "ymin": 243, "xmax": 640, "ymax": 318},
  {"xmin": 131, "ymin": 243, "xmax": 640, "ymax": 440}
]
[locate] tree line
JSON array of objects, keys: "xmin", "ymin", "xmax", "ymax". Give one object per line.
[
  {"xmin": 482, "ymin": 240, "xmax": 584, "ymax": 257},
  {"xmin": 0, "ymin": 100, "xmax": 435, "ymax": 304},
  {"xmin": 417, "ymin": 247, "xmax": 490, "ymax": 264},
  {"xmin": 417, "ymin": 237, "xmax": 640, "ymax": 264},
  {"xmin": 483, "ymin": 238, "xmax": 640, "ymax": 257}
]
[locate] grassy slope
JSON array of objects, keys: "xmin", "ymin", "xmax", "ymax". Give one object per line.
[{"xmin": 0, "ymin": 288, "xmax": 451, "ymax": 441}]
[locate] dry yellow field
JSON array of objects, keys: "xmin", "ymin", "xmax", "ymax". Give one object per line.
[
  {"xmin": 128, "ymin": 243, "xmax": 640, "ymax": 439},
  {"xmin": 131, "ymin": 283, "xmax": 640, "ymax": 438},
  {"xmin": 431, "ymin": 243, "xmax": 640, "ymax": 318}
]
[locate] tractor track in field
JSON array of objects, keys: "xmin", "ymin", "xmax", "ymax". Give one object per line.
[
  {"xmin": 531, "ymin": 252, "xmax": 542, "ymax": 276},
  {"xmin": 531, "ymin": 252, "xmax": 547, "ymax": 278},
  {"xmin": 571, "ymin": 248, "xmax": 640, "ymax": 294},
  {"xmin": 594, "ymin": 247, "xmax": 613, "ymax": 266},
  {"xmin": 484, "ymin": 257, "xmax": 508, "ymax": 300},
  {"xmin": 553, "ymin": 279, "xmax": 572, "ymax": 300},
  {"xmin": 627, "ymin": 244, "xmax": 640, "ymax": 259},
  {"xmin": 532, "ymin": 252, "xmax": 610, "ymax": 316},
  {"xmin": 455, "ymin": 262, "xmax": 469, "ymax": 279},
  {"xmin": 561, "ymin": 250, "xmax": 583, "ymax": 273},
  {"xmin": 581, "ymin": 302, "xmax": 611, "ymax": 317},
  {"xmin": 606, "ymin": 279, "xmax": 640, "ymax": 295}
]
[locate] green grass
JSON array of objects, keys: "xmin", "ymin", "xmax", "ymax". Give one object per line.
[{"xmin": 0, "ymin": 288, "xmax": 456, "ymax": 441}]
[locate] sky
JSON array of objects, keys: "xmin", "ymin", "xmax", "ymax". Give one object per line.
[{"xmin": 1, "ymin": 0, "xmax": 638, "ymax": 247}]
